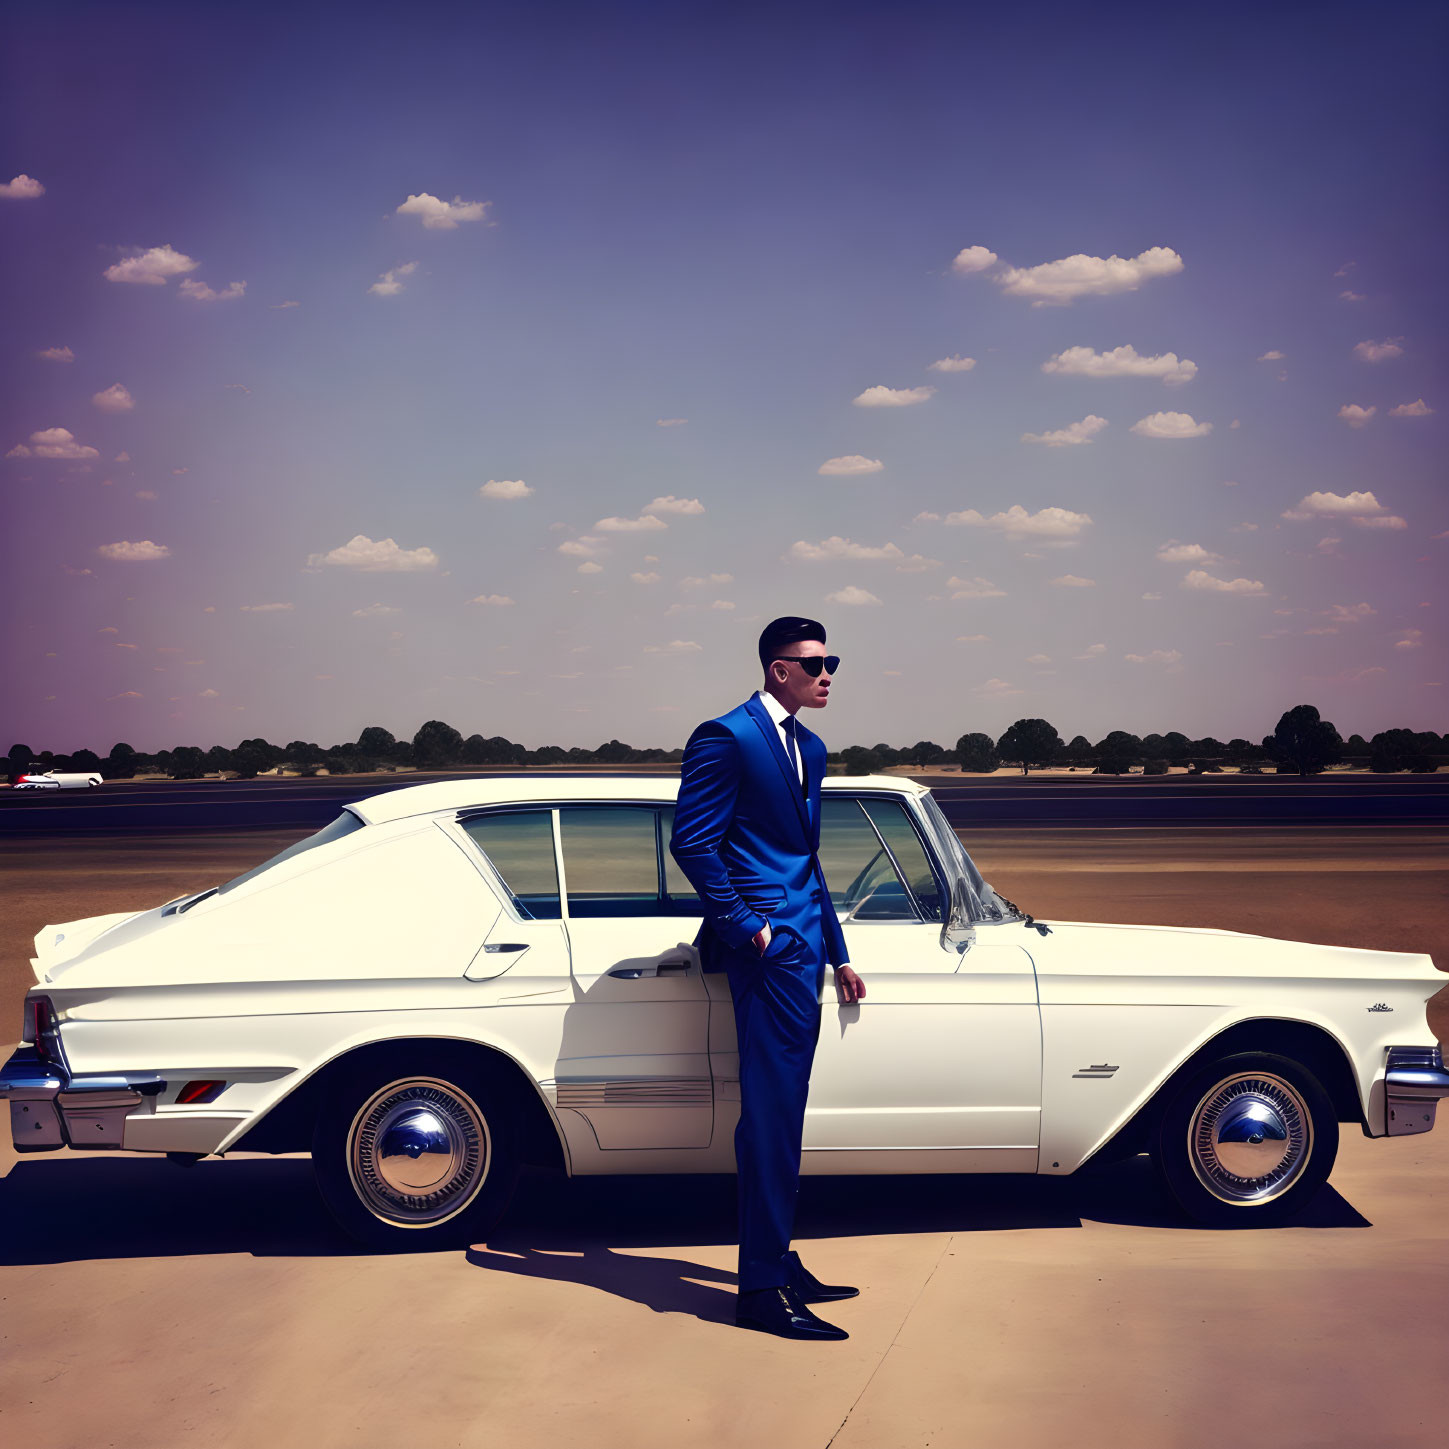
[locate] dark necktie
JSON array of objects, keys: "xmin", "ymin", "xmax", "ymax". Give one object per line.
[{"xmin": 784, "ymin": 716, "xmax": 802, "ymax": 789}]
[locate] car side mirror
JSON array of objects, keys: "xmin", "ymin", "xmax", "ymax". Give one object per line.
[{"xmin": 940, "ymin": 877, "xmax": 976, "ymax": 956}]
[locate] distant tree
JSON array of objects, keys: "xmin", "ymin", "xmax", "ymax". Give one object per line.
[
  {"xmin": 206, "ymin": 744, "xmax": 234, "ymax": 774},
  {"xmin": 1065, "ymin": 734, "xmax": 1095, "ymax": 766},
  {"xmin": 1343, "ymin": 733, "xmax": 1369, "ymax": 759},
  {"xmin": 232, "ymin": 738, "xmax": 282, "ymax": 778},
  {"xmin": 997, "ymin": 718, "xmax": 1063, "ymax": 775},
  {"xmin": 1368, "ymin": 728, "xmax": 1423, "ymax": 773},
  {"xmin": 594, "ymin": 739, "xmax": 633, "ymax": 763},
  {"xmin": 412, "ymin": 720, "xmax": 464, "ymax": 768},
  {"xmin": 1162, "ymin": 731, "xmax": 1192, "ymax": 763},
  {"xmin": 105, "ymin": 742, "xmax": 137, "ymax": 778},
  {"xmin": 1265, "ymin": 705, "xmax": 1342, "ymax": 777},
  {"xmin": 6, "ymin": 743, "xmax": 34, "ymax": 782},
  {"xmin": 286, "ymin": 740, "xmax": 325, "ymax": 766},
  {"xmin": 1143, "ymin": 759, "xmax": 1169, "ymax": 775},
  {"xmin": 840, "ymin": 745, "xmax": 883, "ymax": 776},
  {"xmin": 1194, "ymin": 737, "xmax": 1226, "ymax": 760},
  {"xmin": 1095, "ymin": 731, "xmax": 1141, "ymax": 774},
  {"xmin": 1225, "ymin": 738, "xmax": 1252, "ymax": 762},
  {"xmin": 955, "ymin": 732, "xmax": 1001, "ymax": 773},
  {"xmin": 466, "ymin": 734, "xmax": 526, "ymax": 766},
  {"xmin": 70, "ymin": 748, "xmax": 102, "ymax": 772},
  {"xmin": 169, "ymin": 746, "xmax": 206, "ymax": 779},
  {"xmin": 906, "ymin": 740, "xmax": 945, "ymax": 767},
  {"xmin": 356, "ymin": 726, "xmax": 396, "ymax": 757},
  {"xmin": 869, "ymin": 743, "xmax": 901, "ymax": 767},
  {"xmin": 526, "ymin": 744, "xmax": 568, "ymax": 766}
]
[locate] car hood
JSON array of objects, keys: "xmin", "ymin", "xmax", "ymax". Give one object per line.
[{"xmin": 1027, "ymin": 918, "xmax": 1442, "ymax": 986}]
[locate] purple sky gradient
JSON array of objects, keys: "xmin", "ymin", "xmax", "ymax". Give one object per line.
[{"xmin": 2, "ymin": 1, "xmax": 1446, "ymax": 754}]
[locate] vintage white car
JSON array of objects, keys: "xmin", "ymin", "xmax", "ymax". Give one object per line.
[
  {"xmin": 4, "ymin": 775, "xmax": 1446, "ymax": 1248},
  {"xmin": 13, "ymin": 771, "xmax": 104, "ymax": 790}
]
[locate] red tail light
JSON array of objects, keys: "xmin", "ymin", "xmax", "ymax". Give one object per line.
[
  {"xmin": 28, "ymin": 996, "xmax": 62, "ymax": 1063},
  {"xmin": 177, "ymin": 1080, "xmax": 225, "ymax": 1104}
]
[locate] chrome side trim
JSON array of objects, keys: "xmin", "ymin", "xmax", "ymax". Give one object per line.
[
  {"xmin": 0, "ymin": 1046, "xmax": 162, "ymax": 1151},
  {"xmin": 1385, "ymin": 1045, "xmax": 1449, "ymax": 1137},
  {"xmin": 551, "ymin": 1077, "xmax": 713, "ymax": 1110}
]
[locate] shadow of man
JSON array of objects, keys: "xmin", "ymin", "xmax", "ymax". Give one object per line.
[{"xmin": 465, "ymin": 1243, "xmax": 738, "ymax": 1322}]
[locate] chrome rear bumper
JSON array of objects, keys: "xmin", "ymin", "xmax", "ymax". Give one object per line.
[
  {"xmin": 1385, "ymin": 1045, "xmax": 1449, "ymax": 1137},
  {"xmin": 1, "ymin": 1046, "xmax": 164, "ymax": 1152}
]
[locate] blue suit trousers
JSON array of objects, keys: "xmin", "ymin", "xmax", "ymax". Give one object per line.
[{"xmin": 726, "ymin": 924, "xmax": 825, "ymax": 1293}]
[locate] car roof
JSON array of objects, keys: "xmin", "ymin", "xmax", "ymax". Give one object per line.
[{"xmin": 349, "ymin": 771, "xmax": 927, "ymax": 827}]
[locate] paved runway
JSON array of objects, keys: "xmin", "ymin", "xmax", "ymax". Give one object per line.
[{"xmin": 1, "ymin": 770, "xmax": 1445, "ymax": 835}]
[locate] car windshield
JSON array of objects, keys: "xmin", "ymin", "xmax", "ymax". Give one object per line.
[
  {"xmin": 216, "ymin": 809, "xmax": 366, "ymax": 896},
  {"xmin": 917, "ymin": 793, "xmax": 1019, "ymax": 923}
]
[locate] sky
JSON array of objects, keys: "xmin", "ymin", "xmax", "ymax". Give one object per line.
[{"xmin": 2, "ymin": 0, "xmax": 1446, "ymax": 755}]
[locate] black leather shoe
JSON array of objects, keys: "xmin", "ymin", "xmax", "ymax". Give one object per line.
[
  {"xmin": 735, "ymin": 1286, "xmax": 848, "ymax": 1341},
  {"xmin": 786, "ymin": 1249, "xmax": 859, "ymax": 1304}
]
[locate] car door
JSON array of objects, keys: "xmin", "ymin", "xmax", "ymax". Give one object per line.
[
  {"xmin": 737, "ymin": 793, "xmax": 1040, "ymax": 1168},
  {"xmin": 550, "ymin": 804, "xmax": 712, "ymax": 1150}
]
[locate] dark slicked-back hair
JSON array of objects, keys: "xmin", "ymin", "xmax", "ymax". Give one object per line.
[{"xmin": 758, "ymin": 615, "xmax": 827, "ymax": 671}]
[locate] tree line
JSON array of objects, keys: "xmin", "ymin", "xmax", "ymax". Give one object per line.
[{"xmin": 5, "ymin": 705, "xmax": 1443, "ymax": 783}]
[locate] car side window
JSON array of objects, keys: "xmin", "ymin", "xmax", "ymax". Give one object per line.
[
  {"xmin": 817, "ymin": 797, "xmax": 921, "ymax": 921},
  {"xmin": 658, "ymin": 807, "xmax": 701, "ymax": 909},
  {"xmin": 859, "ymin": 799, "xmax": 944, "ymax": 922},
  {"xmin": 459, "ymin": 810, "xmax": 562, "ymax": 919},
  {"xmin": 556, "ymin": 806, "xmax": 662, "ymax": 917}
]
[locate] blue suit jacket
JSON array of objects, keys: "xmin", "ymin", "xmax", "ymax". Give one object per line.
[{"xmin": 669, "ymin": 694, "xmax": 849, "ymax": 970}]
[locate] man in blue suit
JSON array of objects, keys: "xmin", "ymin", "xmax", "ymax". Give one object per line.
[{"xmin": 670, "ymin": 616, "xmax": 867, "ymax": 1341}]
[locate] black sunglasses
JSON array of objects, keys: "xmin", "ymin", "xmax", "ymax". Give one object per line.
[{"xmin": 772, "ymin": 654, "xmax": 840, "ymax": 677}]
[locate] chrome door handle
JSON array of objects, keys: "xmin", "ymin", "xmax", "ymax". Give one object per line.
[
  {"xmin": 657, "ymin": 959, "xmax": 691, "ymax": 973},
  {"xmin": 483, "ymin": 943, "xmax": 529, "ymax": 954},
  {"xmin": 609, "ymin": 967, "xmax": 646, "ymax": 979}
]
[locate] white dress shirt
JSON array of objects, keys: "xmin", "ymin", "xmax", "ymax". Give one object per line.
[{"xmin": 755, "ymin": 689, "xmax": 804, "ymax": 784}]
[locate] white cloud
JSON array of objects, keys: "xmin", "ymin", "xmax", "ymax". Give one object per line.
[
  {"xmin": 950, "ymin": 245, "xmax": 998, "ymax": 274},
  {"xmin": 1125, "ymin": 649, "xmax": 1183, "ymax": 666},
  {"xmin": 1156, "ymin": 541, "xmax": 1220, "ymax": 565},
  {"xmin": 976, "ymin": 677, "xmax": 1023, "ymax": 696},
  {"xmin": 1338, "ymin": 403, "xmax": 1376, "ymax": 427},
  {"xmin": 630, "ymin": 571, "xmax": 661, "ymax": 584},
  {"xmin": 1026, "ymin": 653, "xmax": 1052, "ymax": 665},
  {"xmin": 352, "ymin": 603, "xmax": 401, "ymax": 617},
  {"xmin": 656, "ymin": 417, "xmax": 687, "ymax": 427},
  {"xmin": 948, "ymin": 575, "xmax": 1006, "ymax": 599},
  {"xmin": 92, "ymin": 383, "xmax": 135, "ymax": 413},
  {"xmin": 577, "ymin": 561, "xmax": 604, "ymax": 574},
  {"xmin": 1141, "ymin": 591, "xmax": 1163, "ymax": 601},
  {"xmin": 853, "ymin": 384, "xmax": 936, "ymax": 407},
  {"xmin": 1075, "ymin": 643, "xmax": 1107, "ymax": 660},
  {"xmin": 480, "ymin": 478, "xmax": 533, "ymax": 500},
  {"xmin": 995, "ymin": 246, "xmax": 1183, "ymax": 306},
  {"xmin": 1181, "ymin": 570, "xmax": 1266, "ymax": 595},
  {"xmin": 1022, "ymin": 414, "xmax": 1108, "ymax": 447},
  {"xmin": 1395, "ymin": 629, "xmax": 1424, "ymax": 651},
  {"xmin": 1282, "ymin": 490, "xmax": 1403, "ymax": 530},
  {"xmin": 944, "ymin": 505, "xmax": 1092, "ymax": 540},
  {"xmin": 36, "ymin": 346, "xmax": 73, "ymax": 363},
  {"xmin": 1340, "ymin": 291, "xmax": 1366, "ymax": 302},
  {"xmin": 98, "ymin": 539, "xmax": 170, "ymax": 561},
  {"xmin": 1052, "ymin": 574, "xmax": 1096, "ymax": 588},
  {"xmin": 680, "ymin": 572, "xmax": 733, "ymax": 588},
  {"xmin": 895, "ymin": 553, "xmax": 940, "ymax": 572},
  {"xmin": 178, "ymin": 278, "xmax": 246, "ymax": 302},
  {"xmin": 135, "ymin": 489, "xmax": 157, "ymax": 501},
  {"xmin": 469, "ymin": 593, "xmax": 514, "ymax": 606},
  {"xmin": 1257, "ymin": 350, "xmax": 1285, "ymax": 362},
  {"xmin": 558, "ymin": 537, "xmax": 603, "ymax": 557},
  {"xmin": 710, "ymin": 599, "xmax": 735, "ymax": 610},
  {"xmin": 0, "ymin": 174, "xmax": 44, "ymax": 199},
  {"xmin": 818, "ymin": 454, "xmax": 884, "ymax": 476},
  {"xmin": 369, "ymin": 262, "xmax": 417, "ymax": 297},
  {"xmin": 1131, "ymin": 411, "xmax": 1212, "ymax": 439},
  {"xmin": 306, "ymin": 534, "xmax": 439, "ymax": 571},
  {"xmin": 928, "ymin": 355, "xmax": 977, "ymax": 373},
  {"xmin": 1042, "ymin": 345, "xmax": 1197, "ymax": 385},
  {"xmin": 1325, "ymin": 603, "xmax": 1375, "ymax": 626},
  {"xmin": 272, "ymin": 300, "xmax": 300, "ymax": 309},
  {"xmin": 644, "ymin": 639, "xmax": 703, "ymax": 654},
  {"xmin": 1353, "ymin": 338, "xmax": 1404, "ymax": 363},
  {"xmin": 595, "ymin": 513, "xmax": 668, "ymax": 533},
  {"xmin": 788, "ymin": 536, "xmax": 904, "ymax": 563},
  {"xmin": 956, "ymin": 634, "xmax": 990, "ymax": 643},
  {"xmin": 240, "ymin": 602, "xmax": 293, "ymax": 613},
  {"xmin": 199, "ymin": 688, "xmax": 220, "ymax": 699},
  {"xmin": 643, "ymin": 495, "xmax": 704, "ymax": 516},
  {"xmin": 395, "ymin": 193, "xmax": 490, "ymax": 229},
  {"xmin": 1389, "ymin": 399, "xmax": 1434, "ymax": 418},
  {"xmin": 6, "ymin": 426, "xmax": 99, "ymax": 460},
  {"xmin": 103, "ymin": 244, "xmax": 199, "ymax": 285},
  {"xmin": 826, "ymin": 585, "xmax": 883, "ymax": 606}
]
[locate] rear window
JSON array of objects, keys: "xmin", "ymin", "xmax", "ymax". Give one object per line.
[
  {"xmin": 459, "ymin": 809, "xmax": 562, "ymax": 919},
  {"xmin": 217, "ymin": 810, "xmax": 366, "ymax": 896}
]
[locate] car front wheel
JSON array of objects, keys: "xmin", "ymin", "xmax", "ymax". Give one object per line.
[
  {"xmin": 1152, "ymin": 1051, "xmax": 1338, "ymax": 1226},
  {"xmin": 312, "ymin": 1052, "xmax": 521, "ymax": 1250}
]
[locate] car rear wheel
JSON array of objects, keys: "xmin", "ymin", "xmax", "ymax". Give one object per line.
[
  {"xmin": 1151, "ymin": 1051, "xmax": 1338, "ymax": 1226},
  {"xmin": 312, "ymin": 1051, "xmax": 521, "ymax": 1250}
]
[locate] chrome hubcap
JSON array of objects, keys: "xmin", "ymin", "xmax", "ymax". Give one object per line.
[
  {"xmin": 1188, "ymin": 1072, "xmax": 1312, "ymax": 1205},
  {"xmin": 347, "ymin": 1077, "xmax": 490, "ymax": 1227}
]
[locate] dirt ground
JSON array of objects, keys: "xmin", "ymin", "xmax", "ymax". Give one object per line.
[{"xmin": 1, "ymin": 827, "xmax": 1446, "ymax": 1449}]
